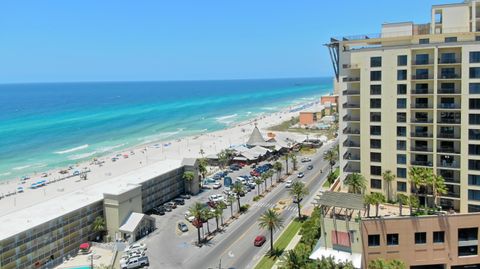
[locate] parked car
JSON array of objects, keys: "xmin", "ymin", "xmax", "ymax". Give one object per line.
[
  {"xmin": 179, "ymin": 194, "xmax": 191, "ymax": 199},
  {"xmin": 297, "ymin": 172, "xmax": 305, "ymax": 178},
  {"xmin": 184, "ymin": 211, "xmax": 195, "ymax": 222},
  {"xmin": 124, "ymin": 243, "xmax": 147, "ymax": 253},
  {"xmin": 163, "ymin": 204, "xmax": 173, "ymax": 212},
  {"xmin": 301, "ymin": 157, "xmax": 311, "ymax": 163},
  {"xmin": 307, "ymin": 165, "xmax": 313, "ymax": 170},
  {"xmin": 152, "ymin": 206, "xmax": 165, "ymax": 215},
  {"xmin": 120, "ymin": 256, "xmax": 149, "ymax": 269},
  {"xmin": 173, "ymin": 198, "xmax": 185, "ymax": 205},
  {"xmin": 165, "ymin": 201, "xmax": 177, "ymax": 209},
  {"xmin": 178, "ymin": 222, "xmax": 189, "ymax": 232},
  {"xmin": 212, "ymin": 182, "xmax": 222, "ymax": 189},
  {"xmin": 254, "ymin": 235, "xmax": 266, "ymax": 247},
  {"xmin": 285, "ymin": 180, "xmax": 293, "ymax": 188},
  {"xmin": 208, "ymin": 194, "xmax": 224, "ymax": 202}
]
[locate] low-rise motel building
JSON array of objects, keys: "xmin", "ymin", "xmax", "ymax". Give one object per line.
[
  {"xmin": 330, "ymin": 0, "xmax": 480, "ymax": 213},
  {"xmin": 0, "ymin": 159, "xmax": 199, "ymax": 269},
  {"xmin": 311, "ymin": 191, "xmax": 480, "ymax": 269}
]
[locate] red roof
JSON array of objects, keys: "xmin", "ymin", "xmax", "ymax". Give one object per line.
[{"xmin": 79, "ymin": 243, "xmax": 90, "ymax": 250}]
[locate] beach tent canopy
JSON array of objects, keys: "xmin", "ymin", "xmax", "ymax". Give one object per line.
[{"xmin": 246, "ymin": 125, "xmax": 272, "ymax": 147}]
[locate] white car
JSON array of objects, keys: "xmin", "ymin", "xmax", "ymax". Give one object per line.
[
  {"xmin": 285, "ymin": 180, "xmax": 293, "ymax": 188},
  {"xmin": 208, "ymin": 194, "xmax": 224, "ymax": 202},
  {"xmin": 124, "ymin": 243, "xmax": 146, "ymax": 253},
  {"xmin": 120, "ymin": 256, "xmax": 149, "ymax": 269},
  {"xmin": 184, "ymin": 211, "xmax": 195, "ymax": 222}
]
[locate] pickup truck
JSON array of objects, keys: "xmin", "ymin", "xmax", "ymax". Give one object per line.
[{"xmin": 120, "ymin": 256, "xmax": 149, "ymax": 269}]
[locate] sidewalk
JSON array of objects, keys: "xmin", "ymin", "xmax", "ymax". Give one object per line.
[{"xmin": 271, "ymin": 231, "xmax": 302, "ymax": 269}]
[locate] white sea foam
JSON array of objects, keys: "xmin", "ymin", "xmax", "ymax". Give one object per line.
[
  {"xmin": 68, "ymin": 151, "xmax": 98, "ymax": 160},
  {"xmin": 98, "ymin": 143, "xmax": 126, "ymax": 153},
  {"xmin": 0, "ymin": 172, "xmax": 11, "ymax": 176},
  {"xmin": 54, "ymin": 144, "xmax": 89, "ymax": 154},
  {"xmin": 140, "ymin": 131, "xmax": 182, "ymax": 144},
  {"xmin": 12, "ymin": 164, "xmax": 33, "ymax": 171},
  {"xmin": 215, "ymin": 114, "xmax": 238, "ymax": 124}
]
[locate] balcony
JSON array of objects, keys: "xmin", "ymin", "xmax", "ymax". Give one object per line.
[
  {"xmin": 343, "ymin": 77, "xmax": 360, "ymax": 82},
  {"xmin": 412, "ymin": 59, "xmax": 434, "ymax": 65},
  {"xmin": 343, "ymin": 127, "xmax": 360, "ymax": 135},
  {"xmin": 343, "ymin": 115, "xmax": 360, "ymax": 122},
  {"xmin": 411, "ymin": 160, "xmax": 433, "ymax": 167},
  {"xmin": 342, "ymin": 90, "xmax": 360, "ymax": 96},
  {"xmin": 437, "ymin": 147, "xmax": 460, "ymax": 154},
  {"xmin": 343, "ymin": 103, "xmax": 360, "ymax": 109},
  {"xmin": 411, "ymin": 146, "xmax": 433, "ymax": 152},
  {"xmin": 438, "ymin": 118, "xmax": 461, "ymax": 124},
  {"xmin": 343, "ymin": 165, "xmax": 360, "ymax": 173},
  {"xmin": 343, "ymin": 152, "xmax": 360, "ymax": 161},
  {"xmin": 438, "ymin": 58, "xmax": 461, "ymax": 65},
  {"xmin": 442, "ymin": 190, "xmax": 461, "ymax": 198},
  {"xmin": 438, "ymin": 161, "xmax": 460, "ymax": 169},
  {"xmin": 411, "ymin": 103, "xmax": 433, "ymax": 109},
  {"xmin": 411, "ymin": 89, "xmax": 433, "ymax": 95},
  {"xmin": 438, "ymin": 88, "xmax": 461, "ymax": 94},
  {"xmin": 443, "ymin": 176, "xmax": 461, "ymax": 184},
  {"xmin": 438, "ymin": 103, "xmax": 461, "ymax": 109},
  {"xmin": 438, "ymin": 73, "xmax": 461, "ymax": 80},
  {"xmin": 438, "ymin": 133, "xmax": 460, "ymax": 139},
  {"xmin": 343, "ymin": 140, "xmax": 360, "ymax": 148},
  {"xmin": 342, "ymin": 64, "xmax": 359, "ymax": 69},
  {"xmin": 411, "ymin": 132, "xmax": 433, "ymax": 138},
  {"xmin": 412, "ymin": 74, "xmax": 433, "ymax": 80},
  {"xmin": 411, "ymin": 118, "xmax": 433, "ymax": 124}
]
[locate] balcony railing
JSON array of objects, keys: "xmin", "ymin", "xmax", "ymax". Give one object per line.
[
  {"xmin": 439, "ymin": 73, "xmax": 461, "ymax": 79},
  {"xmin": 443, "ymin": 177, "xmax": 461, "ymax": 184},
  {"xmin": 343, "ymin": 128, "xmax": 360, "ymax": 135},
  {"xmin": 441, "ymin": 191, "xmax": 461, "ymax": 198},
  {"xmin": 437, "ymin": 147, "xmax": 461, "ymax": 154},
  {"xmin": 412, "ymin": 74, "xmax": 433, "ymax": 80},
  {"xmin": 438, "ymin": 133, "xmax": 460, "ymax": 139},
  {"xmin": 411, "ymin": 160, "xmax": 433, "ymax": 167},
  {"xmin": 343, "ymin": 115, "xmax": 360, "ymax": 122},
  {"xmin": 412, "ymin": 59, "xmax": 434, "ymax": 65},
  {"xmin": 343, "ymin": 152, "xmax": 360, "ymax": 161},
  {"xmin": 343, "ymin": 77, "xmax": 360, "ymax": 82},
  {"xmin": 411, "ymin": 89, "xmax": 433, "ymax": 94},
  {"xmin": 411, "ymin": 118, "xmax": 433, "ymax": 123},
  {"xmin": 343, "ymin": 103, "xmax": 360, "ymax": 109},
  {"xmin": 411, "ymin": 146, "xmax": 433, "ymax": 152},
  {"xmin": 438, "ymin": 103, "xmax": 461, "ymax": 109},
  {"xmin": 342, "ymin": 64, "xmax": 359, "ymax": 69},
  {"xmin": 411, "ymin": 103, "xmax": 433, "ymax": 109},
  {"xmin": 343, "ymin": 166, "xmax": 361, "ymax": 173},
  {"xmin": 438, "ymin": 88, "xmax": 460, "ymax": 94},
  {"xmin": 438, "ymin": 161, "xmax": 460, "ymax": 168},
  {"xmin": 438, "ymin": 58, "xmax": 461, "ymax": 64},
  {"xmin": 343, "ymin": 140, "xmax": 360, "ymax": 148},
  {"xmin": 342, "ymin": 90, "xmax": 360, "ymax": 95},
  {"xmin": 411, "ymin": 132, "xmax": 433, "ymax": 138},
  {"xmin": 438, "ymin": 118, "xmax": 461, "ymax": 124}
]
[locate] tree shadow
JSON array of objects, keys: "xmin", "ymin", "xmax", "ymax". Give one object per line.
[{"xmin": 267, "ymin": 247, "xmax": 284, "ymax": 258}]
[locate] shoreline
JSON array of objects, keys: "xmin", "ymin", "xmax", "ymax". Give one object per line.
[{"xmin": 0, "ymin": 97, "xmax": 324, "ymax": 203}]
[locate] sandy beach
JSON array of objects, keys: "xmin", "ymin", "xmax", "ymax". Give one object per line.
[{"xmin": 0, "ymin": 102, "xmax": 320, "ymax": 215}]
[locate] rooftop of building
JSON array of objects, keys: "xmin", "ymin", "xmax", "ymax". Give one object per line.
[{"xmin": 0, "ymin": 159, "xmax": 182, "ymax": 241}]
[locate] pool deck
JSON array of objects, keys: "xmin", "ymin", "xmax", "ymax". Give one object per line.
[{"xmin": 55, "ymin": 246, "xmax": 115, "ymax": 269}]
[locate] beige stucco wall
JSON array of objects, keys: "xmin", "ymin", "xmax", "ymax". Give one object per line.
[{"xmin": 103, "ymin": 185, "xmax": 143, "ymax": 238}]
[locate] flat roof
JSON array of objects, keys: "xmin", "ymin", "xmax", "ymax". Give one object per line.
[{"xmin": 0, "ymin": 159, "xmax": 182, "ymax": 241}]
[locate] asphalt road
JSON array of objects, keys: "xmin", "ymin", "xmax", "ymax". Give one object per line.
[{"xmin": 143, "ymin": 140, "xmax": 337, "ymax": 269}]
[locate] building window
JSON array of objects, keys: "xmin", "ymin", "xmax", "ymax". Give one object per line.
[
  {"xmin": 415, "ymin": 232, "xmax": 427, "ymax": 244},
  {"xmin": 397, "ymin": 70, "xmax": 407, "ymax": 80},
  {"xmin": 445, "ymin": 37, "xmax": 457, "ymax": 43},
  {"xmin": 397, "ymin": 55, "xmax": 407, "ymax": 66},
  {"xmin": 370, "ymin": 112, "xmax": 381, "ymax": 122},
  {"xmin": 468, "ymin": 189, "xmax": 480, "ymax": 201},
  {"xmin": 370, "ymin": 126, "xmax": 381, "ymax": 136},
  {"xmin": 415, "ymin": 54, "xmax": 430, "ymax": 65},
  {"xmin": 397, "ymin": 112, "xmax": 406, "ymax": 123},
  {"xmin": 397, "ymin": 126, "xmax": 406, "ymax": 137},
  {"xmin": 370, "ymin": 85, "xmax": 381, "ymax": 95},
  {"xmin": 397, "ymin": 140, "xmax": 406, "ymax": 151},
  {"xmin": 458, "ymin": 228, "xmax": 478, "ymax": 241},
  {"xmin": 397, "ymin": 167, "xmax": 407, "ymax": 178},
  {"xmin": 397, "ymin": 181, "xmax": 407, "ymax": 192},
  {"xmin": 371, "ymin": 139, "xmax": 381, "ymax": 149},
  {"xmin": 370, "ymin": 99, "xmax": 381, "ymax": 109},
  {"xmin": 470, "ymin": 67, "xmax": 480, "ymax": 79},
  {"xmin": 371, "ymin": 166, "xmax": 382, "ymax": 176},
  {"xmin": 440, "ymin": 53, "xmax": 456, "ymax": 64},
  {"xmin": 397, "ymin": 84, "xmax": 407, "ymax": 95},
  {"xmin": 386, "ymin": 233, "xmax": 399, "ymax": 246},
  {"xmin": 470, "ymin": 99, "xmax": 480, "ymax": 109},
  {"xmin": 433, "ymin": 231, "xmax": 445, "ymax": 243},
  {"xmin": 370, "ymin": 56, "xmax": 382, "ymax": 67},
  {"xmin": 471, "ymin": 52, "xmax": 480, "ymax": 63},
  {"xmin": 469, "ymin": 129, "xmax": 480, "ymax": 140},
  {"xmin": 371, "ymin": 152, "xmax": 381, "ymax": 162},
  {"xmin": 470, "ymin": 83, "xmax": 480, "ymax": 94},
  {"xmin": 470, "ymin": 114, "xmax": 480, "ymax": 125},
  {"xmin": 397, "ymin": 154, "xmax": 406, "ymax": 164},
  {"xmin": 415, "ymin": 68, "xmax": 430, "ymax": 79},
  {"xmin": 368, "ymin": 234, "xmax": 380, "ymax": 247},
  {"xmin": 468, "ymin": 175, "xmax": 480, "ymax": 186},
  {"xmin": 419, "ymin": 38, "xmax": 429, "ymax": 44},
  {"xmin": 370, "ymin": 71, "xmax": 382, "ymax": 81},
  {"xmin": 469, "ymin": 144, "xmax": 480, "ymax": 155},
  {"xmin": 371, "ymin": 178, "xmax": 382, "ymax": 189},
  {"xmin": 459, "ymin": 246, "xmax": 478, "ymax": 256},
  {"xmin": 477, "ymin": 36, "xmax": 480, "ymax": 41},
  {"xmin": 469, "ymin": 160, "xmax": 480, "ymax": 170},
  {"xmin": 397, "ymin": 98, "xmax": 407, "ymax": 109},
  {"xmin": 469, "ymin": 204, "xmax": 480, "ymax": 212}
]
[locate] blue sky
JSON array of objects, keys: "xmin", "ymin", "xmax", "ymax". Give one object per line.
[{"xmin": 1, "ymin": 0, "xmax": 454, "ymax": 83}]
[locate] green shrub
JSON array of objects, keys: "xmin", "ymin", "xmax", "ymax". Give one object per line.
[{"xmin": 240, "ymin": 204, "xmax": 250, "ymax": 213}]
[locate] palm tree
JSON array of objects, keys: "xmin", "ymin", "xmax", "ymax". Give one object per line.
[
  {"xmin": 273, "ymin": 161, "xmax": 282, "ymax": 182},
  {"xmin": 261, "ymin": 172, "xmax": 269, "ymax": 192},
  {"xmin": 182, "ymin": 171, "xmax": 194, "ymax": 195},
  {"xmin": 280, "ymin": 249, "xmax": 304, "ymax": 269},
  {"xmin": 382, "ymin": 170, "xmax": 395, "ymax": 202},
  {"xmin": 226, "ymin": 194, "xmax": 236, "ymax": 219},
  {"xmin": 217, "ymin": 150, "xmax": 229, "ymax": 169},
  {"xmin": 198, "ymin": 158, "xmax": 208, "ymax": 180},
  {"xmin": 388, "ymin": 259, "xmax": 406, "ymax": 269},
  {"xmin": 409, "ymin": 194, "xmax": 419, "ymax": 215},
  {"xmin": 368, "ymin": 258, "xmax": 389, "ymax": 269},
  {"xmin": 289, "ymin": 181, "xmax": 309, "ymax": 219},
  {"xmin": 408, "ymin": 167, "xmax": 427, "ymax": 203},
  {"xmin": 371, "ymin": 192, "xmax": 386, "ymax": 217},
  {"xmin": 254, "ymin": 177, "xmax": 263, "ymax": 195},
  {"xmin": 217, "ymin": 201, "xmax": 227, "ymax": 226},
  {"xmin": 258, "ymin": 209, "xmax": 284, "ymax": 253},
  {"xmin": 201, "ymin": 207, "xmax": 213, "ymax": 235},
  {"xmin": 189, "ymin": 202, "xmax": 204, "ymax": 245},
  {"xmin": 430, "ymin": 174, "xmax": 447, "ymax": 209},
  {"xmin": 364, "ymin": 194, "xmax": 375, "ymax": 217},
  {"xmin": 344, "ymin": 173, "xmax": 366, "ymax": 194},
  {"xmin": 232, "ymin": 181, "xmax": 244, "ymax": 212},
  {"xmin": 397, "ymin": 193, "xmax": 408, "ymax": 216},
  {"xmin": 323, "ymin": 149, "xmax": 338, "ymax": 173},
  {"xmin": 92, "ymin": 216, "xmax": 106, "ymax": 241},
  {"xmin": 267, "ymin": 170, "xmax": 275, "ymax": 187},
  {"xmin": 291, "ymin": 154, "xmax": 298, "ymax": 171},
  {"xmin": 213, "ymin": 206, "xmax": 223, "ymax": 231},
  {"xmin": 199, "ymin": 149, "xmax": 205, "ymax": 158},
  {"xmin": 284, "ymin": 153, "xmax": 290, "ymax": 175}
]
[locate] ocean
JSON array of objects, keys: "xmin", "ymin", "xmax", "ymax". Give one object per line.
[{"xmin": 0, "ymin": 78, "xmax": 332, "ymax": 181}]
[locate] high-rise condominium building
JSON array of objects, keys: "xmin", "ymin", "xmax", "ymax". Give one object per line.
[{"xmin": 329, "ymin": 0, "xmax": 480, "ymax": 213}]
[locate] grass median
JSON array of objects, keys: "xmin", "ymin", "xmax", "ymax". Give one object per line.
[{"xmin": 254, "ymin": 219, "xmax": 302, "ymax": 269}]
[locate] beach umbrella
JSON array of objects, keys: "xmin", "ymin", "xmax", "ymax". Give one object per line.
[{"xmin": 17, "ymin": 186, "xmax": 24, "ymax": 192}]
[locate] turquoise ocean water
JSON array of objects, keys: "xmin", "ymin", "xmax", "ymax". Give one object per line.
[{"xmin": 0, "ymin": 78, "xmax": 332, "ymax": 181}]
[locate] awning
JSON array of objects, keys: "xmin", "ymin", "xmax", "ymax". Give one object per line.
[
  {"xmin": 309, "ymin": 247, "xmax": 362, "ymax": 268},
  {"xmin": 119, "ymin": 212, "xmax": 155, "ymax": 234},
  {"xmin": 79, "ymin": 242, "xmax": 90, "ymax": 250}
]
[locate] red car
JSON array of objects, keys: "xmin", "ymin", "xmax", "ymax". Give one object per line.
[{"xmin": 254, "ymin": 235, "xmax": 266, "ymax": 247}]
